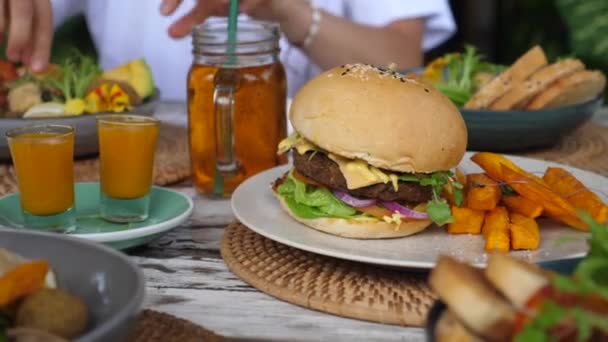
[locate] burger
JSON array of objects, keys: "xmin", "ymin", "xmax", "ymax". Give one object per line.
[{"xmin": 272, "ymin": 63, "xmax": 468, "ymax": 239}]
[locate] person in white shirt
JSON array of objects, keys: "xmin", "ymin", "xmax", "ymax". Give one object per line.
[{"xmin": 1, "ymin": 0, "xmax": 456, "ymax": 100}]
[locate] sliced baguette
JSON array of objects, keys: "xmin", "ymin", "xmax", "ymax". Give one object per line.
[
  {"xmin": 464, "ymin": 45, "xmax": 548, "ymax": 109},
  {"xmin": 526, "ymin": 70, "xmax": 607, "ymax": 109},
  {"xmin": 490, "ymin": 58, "xmax": 585, "ymax": 110},
  {"xmin": 429, "ymin": 256, "xmax": 516, "ymax": 341},
  {"xmin": 485, "ymin": 252, "xmax": 550, "ymax": 309}
]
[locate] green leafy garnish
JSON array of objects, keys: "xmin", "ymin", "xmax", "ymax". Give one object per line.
[
  {"xmin": 515, "ymin": 299, "xmax": 608, "ymax": 342},
  {"xmin": 429, "ymin": 45, "xmax": 506, "ymax": 107},
  {"xmin": 452, "ymin": 188, "xmax": 464, "ymax": 207},
  {"xmin": 515, "ymin": 211, "xmax": 608, "ymax": 341},
  {"xmin": 398, "ymin": 174, "xmax": 422, "ymax": 182},
  {"xmin": 500, "ymin": 184, "xmax": 517, "ymax": 196},
  {"xmin": 515, "ymin": 301, "xmax": 564, "ymax": 342},
  {"xmin": 44, "ymin": 49, "xmax": 101, "ymax": 101},
  {"xmin": 569, "ymin": 211, "xmax": 608, "ymax": 300},
  {"xmin": 399, "ymin": 171, "xmax": 463, "ymax": 226},
  {"xmin": 276, "ymin": 172, "xmax": 363, "ymax": 219},
  {"xmin": 425, "ymin": 200, "xmax": 453, "ymax": 226},
  {"xmin": 579, "ymin": 210, "xmax": 608, "ymax": 260}
]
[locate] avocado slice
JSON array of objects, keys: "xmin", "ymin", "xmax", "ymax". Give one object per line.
[{"xmin": 102, "ymin": 58, "xmax": 155, "ymax": 99}]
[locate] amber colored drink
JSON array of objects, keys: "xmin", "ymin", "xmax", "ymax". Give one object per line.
[
  {"xmin": 98, "ymin": 116, "xmax": 160, "ymax": 199},
  {"xmin": 188, "ymin": 63, "xmax": 287, "ymax": 196},
  {"xmin": 8, "ymin": 130, "xmax": 74, "ymax": 216}
]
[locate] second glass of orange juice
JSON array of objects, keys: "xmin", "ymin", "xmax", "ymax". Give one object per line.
[
  {"xmin": 6, "ymin": 125, "xmax": 76, "ymax": 232},
  {"xmin": 97, "ymin": 115, "xmax": 160, "ymax": 223}
]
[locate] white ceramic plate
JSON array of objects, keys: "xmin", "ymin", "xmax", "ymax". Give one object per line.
[{"xmin": 232, "ymin": 153, "xmax": 606, "ymax": 269}]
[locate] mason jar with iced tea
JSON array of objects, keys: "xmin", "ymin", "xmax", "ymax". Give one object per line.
[{"xmin": 188, "ymin": 17, "xmax": 287, "ymax": 197}]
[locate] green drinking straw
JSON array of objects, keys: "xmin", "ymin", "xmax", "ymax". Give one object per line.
[
  {"xmin": 227, "ymin": 0, "xmax": 239, "ymax": 65},
  {"xmin": 213, "ymin": 0, "xmax": 239, "ymax": 196}
]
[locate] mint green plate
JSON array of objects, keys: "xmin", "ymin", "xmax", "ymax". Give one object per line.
[{"xmin": 0, "ymin": 182, "xmax": 193, "ymax": 250}]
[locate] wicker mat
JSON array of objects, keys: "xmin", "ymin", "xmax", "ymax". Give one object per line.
[
  {"xmin": 220, "ymin": 122, "xmax": 608, "ymax": 327},
  {"xmin": 523, "ymin": 121, "xmax": 608, "ymax": 176},
  {"xmin": 129, "ymin": 309, "xmax": 225, "ymax": 342},
  {"xmin": 221, "ymin": 222, "xmax": 436, "ymax": 327},
  {"xmin": 0, "ymin": 124, "xmax": 191, "ymax": 196}
]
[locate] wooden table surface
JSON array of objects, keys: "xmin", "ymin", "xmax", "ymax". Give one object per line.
[{"xmin": 131, "ymin": 103, "xmax": 608, "ymax": 342}]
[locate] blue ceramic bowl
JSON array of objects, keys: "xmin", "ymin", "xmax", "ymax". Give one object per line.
[
  {"xmin": 400, "ymin": 68, "xmax": 604, "ymax": 152},
  {"xmin": 0, "ymin": 228, "xmax": 145, "ymax": 342},
  {"xmin": 462, "ymin": 96, "xmax": 604, "ymax": 152}
]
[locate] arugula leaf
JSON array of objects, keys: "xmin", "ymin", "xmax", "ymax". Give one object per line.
[
  {"xmin": 277, "ymin": 173, "xmax": 361, "ymax": 219},
  {"xmin": 578, "ymin": 210, "xmax": 608, "ymax": 259},
  {"xmin": 399, "ymin": 171, "xmax": 463, "ymax": 225},
  {"xmin": 500, "ymin": 184, "xmax": 517, "ymax": 196},
  {"xmin": 572, "ymin": 308, "xmax": 593, "ymax": 341},
  {"xmin": 515, "ymin": 301, "xmax": 565, "ymax": 342},
  {"xmin": 399, "ymin": 174, "xmax": 421, "ymax": 182},
  {"xmin": 516, "ymin": 299, "xmax": 608, "ymax": 342},
  {"xmin": 517, "ymin": 212, "xmax": 608, "ymax": 341},
  {"xmin": 453, "ymin": 188, "xmax": 464, "ymax": 207},
  {"xmin": 426, "ymin": 199, "xmax": 453, "ymax": 226}
]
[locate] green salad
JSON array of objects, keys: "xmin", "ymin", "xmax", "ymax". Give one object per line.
[{"xmin": 422, "ymin": 45, "xmax": 505, "ymax": 107}]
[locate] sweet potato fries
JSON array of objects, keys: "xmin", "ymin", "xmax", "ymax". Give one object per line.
[{"xmin": 447, "ymin": 152, "xmax": 607, "ymax": 252}]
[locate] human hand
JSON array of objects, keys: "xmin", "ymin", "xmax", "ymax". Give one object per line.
[
  {"xmin": 161, "ymin": 0, "xmax": 309, "ymax": 43},
  {"xmin": 0, "ymin": 0, "xmax": 53, "ymax": 72}
]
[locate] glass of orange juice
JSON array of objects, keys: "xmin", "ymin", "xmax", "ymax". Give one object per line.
[
  {"xmin": 6, "ymin": 124, "xmax": 76, "ymax": 232},
  {"xmin": 97, "ymin": 115, "xmax": 160, "ymax": 223}
]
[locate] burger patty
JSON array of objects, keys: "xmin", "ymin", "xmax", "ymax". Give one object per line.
[{"xmin": 293, "ymin": 152, "xmax": 432, "ymax": 203}]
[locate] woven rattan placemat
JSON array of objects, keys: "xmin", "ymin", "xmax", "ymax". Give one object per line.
[
  {"xmin": 220, "ymin": 122, "xmax": 608, "ymax": 327},
  {"xmin": 523, "ymin": 121, "xmax": 608, "ymax": 176},
  {"xmin": 129, "ymin": 309, "xmax": 225, "ymax": 342},
  {"xmin": 221, "ymin": 222, "xmax": 436, "ymax": 327},
  {"xmin": 0, "ymin": 124, "xmax": 191, "ymax": 196}
]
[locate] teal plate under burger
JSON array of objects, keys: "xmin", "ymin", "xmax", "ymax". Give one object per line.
[
  {"xmin": 0, "ymin": 182, "xmax": 193, "ymax": 250},
  {"xmin": 461, "ymin": 95, "xmax": 604, "ymax": 152}
]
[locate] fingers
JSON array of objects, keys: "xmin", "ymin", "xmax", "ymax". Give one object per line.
[
  {"xmin": 168, "ymin": 3, "xmax": 213, "ymax": 39},
  {"xmin": 239, "ymin": 0, "xmax": 264, "ymax": 14},
  {"xmin": 29, "ymin": 0, "xmax": 52, "ymax": 71},
  {"xmin": 20, "ymin": 44, "xmax": 32, "ymax": 66},
  {"xmin": 160, "ymin": 0, "xmax": 183, "ymax": 16},
  {"xmin": 0, "ymin": 1, "xmax": 6, "ymax": 42},
  {"xmin": 6, "ymin": 0, "xmax": 34, "ymax": 62}
]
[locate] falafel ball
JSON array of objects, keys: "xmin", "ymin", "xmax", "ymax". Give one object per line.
[{"xmin": 16, "ymin": 288, "xmax": 88, "ymax": 339}]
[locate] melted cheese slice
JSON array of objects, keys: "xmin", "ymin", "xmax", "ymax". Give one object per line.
[
  {"xmin": 328, "ymin": 153, "xmax": 399, "ymax": 190},
  {"xmin": 278, "ymin": 134, "xmax": 400, "ymax": 190},
  {"xmin": 277, "ymin": 134, "xmax": 316, "ymax": 155}
]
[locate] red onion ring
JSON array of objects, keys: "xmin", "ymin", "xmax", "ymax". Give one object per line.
[
  {"xmin": 333, "ymin": 190, "xmax": 377, "ymax": 208},
  {"xmin": 382, "ymin": 201, "xmax": 428, "ymax": 219}
]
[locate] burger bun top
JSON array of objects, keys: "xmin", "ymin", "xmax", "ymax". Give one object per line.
[{"xmin": 289, "ymin": 63, "xmax": 468, "ymax": 173}]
